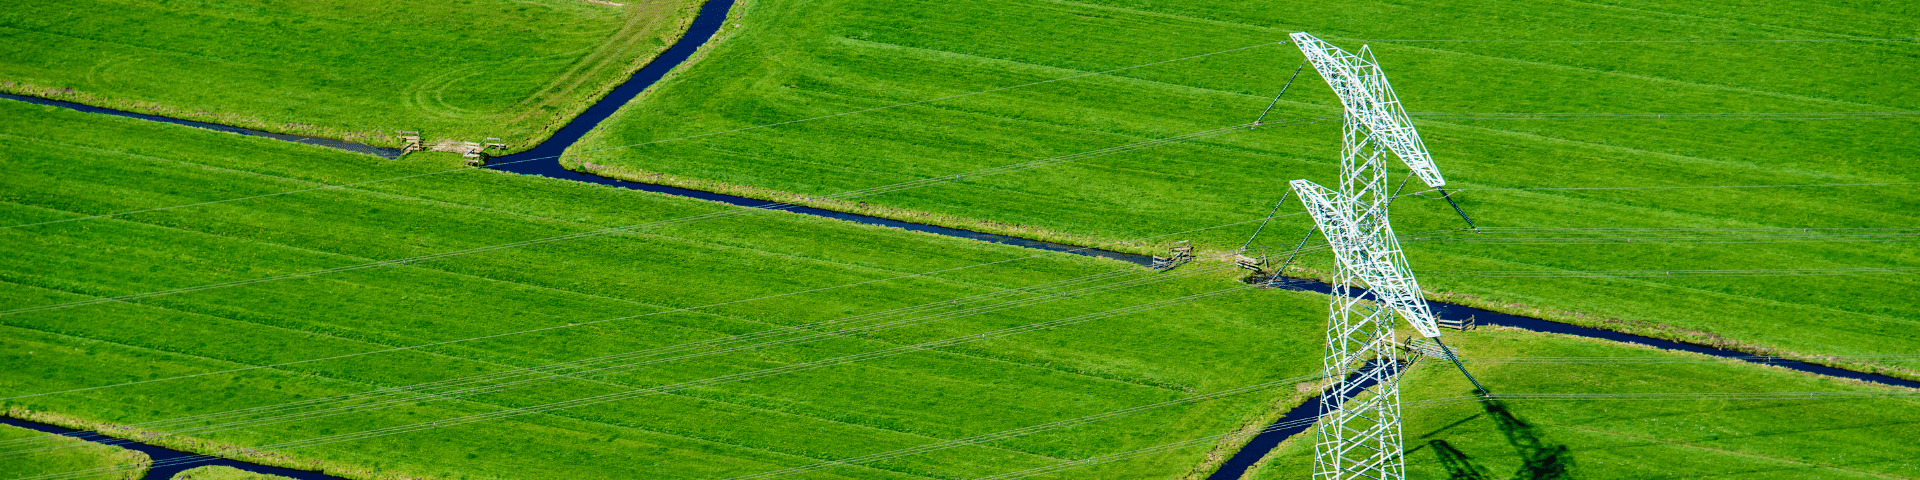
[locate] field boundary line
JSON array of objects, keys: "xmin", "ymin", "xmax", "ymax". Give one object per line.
[
  {"xmin": 1346, "ymin": 37, "xmax": 1919, "ymax": 43},
  {"xmin": 0, "ymin": 317, "xmax": 978, "ymax": 478},
  {"xmin": 1556, "ymin": 424, "xmax": 1911, "ymax": 480},
  {"xmin": 727, "ymin": 373, "xmax": 1325, "ymax": 479},
  {"xmin": 1417, "ymin": 250, "xmax": 1920, "ymax": 331},
  {"xmin": 1, "ymin": 39, "xmax": 1282, "ymax": 231},
  {"xmin": 0, "ymin": 267, "xmax": 1187, "ymax": 462},
  {"xmin": 18, "ymin": 284, "xmax": 1260, "ymax": 480},
  {"xmin": 1547, "ymin": 0, "xmax": 1891, "ymax": 42},
  {"xmin": 1410, "ymin": 112, "xmax": 1866, "ymax": 181},
  {"xmin": 560, "ymin": 42, "xmax": 1285, "ymax": 159},
  {"xmin": 1378, "ymin": 41, "xmax": 1903, "ymax": 111},
  {"xmin": 2, "ymin": 145, "xmax": 1064, "ymax": 302},
  {"xmin": 0, "ymin": 119, "xmax": 1300, "ymax": 319},
  {"xmin": 1454, "ymin": 182, "xmax": 1920, "ymax": 192},
  {"xmin": 0, "ymin": 216, "xmax": 1264, "ymax": 403}
]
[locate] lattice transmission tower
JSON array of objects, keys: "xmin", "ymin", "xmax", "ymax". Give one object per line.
[{"xmin": 1287, "ymin": 32, "xmax": 1457, "ymax": 480}]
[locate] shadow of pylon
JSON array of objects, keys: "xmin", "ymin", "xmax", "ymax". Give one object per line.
[
  {"xmin": 1480, "ymin": 395, "xmax": 1574, "ymax": 480},
  {"xmin": 1429, "ymin": 439, "xmax": 1492, "ymax": 480}
]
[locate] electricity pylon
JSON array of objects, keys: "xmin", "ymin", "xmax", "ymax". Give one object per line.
[{"xmin": 1288, "ymin": 32, "xmax": 1455, "ymax": 480}]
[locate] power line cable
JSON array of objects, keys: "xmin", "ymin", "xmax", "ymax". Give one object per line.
[
  {"xmin": 0, "ymin": 117, "xmax": 1326, "ymax": 320},
  {"xmin": 1408, "ymin": 111, "xmax": 1920, "ymax": 121},
  {"xmin": 0, "ymin": 217, "xmax": 1268, "ymax": 404},
  {"xmin": 1423, "ymin": 267, "xmax": 1920, "ymax": 278},
  {"xmin": 0, "ymin": 41, "xmax": 1287, "ymax": 231},
  {"xmin": 1450, "ymin": 182, "xmax": 1920, "ymax": 193},
  {"xmin": 18, "ymin": 283, "xmax": 1262, "ymax": 480},
  {"xmin": 727, "ymin": 372, "xmax": 1330, "ymax": 479},
  {"xmin": 0, "ymin": 265, "xmax": 1173, "ymax": 454},
  {"xmin": 969, "ymin": 388, "xmax": 1920, "ymax": 479},
  {"xmin": 1337, "ymin": 37, "xmax": 1920, "ymax": 43},
  {"xmin": 4, "ymin": 264, "xmax": 1231, "ymax": 458},
  {"xmin": 1461, "ymin": 355, "xmax": 1920, "ymax": 364}
]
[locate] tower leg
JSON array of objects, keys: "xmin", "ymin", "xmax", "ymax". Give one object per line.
[{"xmin": 1313, "ymin": 270, "xmax": 1408, "ymax": 480}]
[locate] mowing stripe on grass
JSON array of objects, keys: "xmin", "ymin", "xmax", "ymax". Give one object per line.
[
  {"xmin": 0, "ymin": 216, "xmax": 1264, "ymax": 403},
  {"xmin": 0, "ymin": 40, "xmax": 1285, "ymax": 231},
  {"xmin": 1, "ymin": 263, "xmax": 1232, "ymax": 458},
  {"xmin": 970, "ymin": 389, "xmax": 1920, "ymax": 479},
  {"xmin": 1337, "ymin": 37, "xmax": 1920, "ymax": 43},
  {"xmin": 728, "ymin": 372, "xmax": 1328, "ymax": 479},
  {"xmin": 20, "ymin": 283, "xmax": 1261, "ymax": 480},
  {"xmin": 0, "ymin": 118, "xmax": 1315, "ymax": 319}
]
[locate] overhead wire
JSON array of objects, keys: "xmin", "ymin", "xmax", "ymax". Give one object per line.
[
  {"xmin": 1408, "ymin": 111, "xmax": 1920, "ymax": 121},
  {"xmin": 726, "ymin": 372, "xmax": 1331, "ymax": 480},
  {"xmin": 967, "ymin": 387, "xmax": 1920, "ymax": 479},
  {"xmin": 1336, "ymin": 37, "xmax": 1920, "ymax": 43},
  {"xmin": 0, "ymin": 41, "xmax": 1288, "ymax": 231},
  {"xmin": 0, "ymin": 262, "xmax": 1240, "ymax": 458},
  {"xmin": 0, "ymin": 266, "xmax": 1157, "ymax": 454},
  {"xmin": 1403, "ymin": 233, "xmax": 1920, "ymax": 245},
  {"xmin": 1449, "ymin": 182, "xmax": 1920, "ymax": 193},
  {"xmin": 0, "ymin": 116, "xmax": 1329, "ymax": 320},
  {"xmin": 1461, "ymin": 354, "xmax": 1920, "ymax": 364},
  {"xmin": 0, "ymin": 212, "xmax": 1278, "ymax": 406},
  {"xmin": 18, "ymin": 282, "xmax": 1266, "ymax": 480},
  {"xmin": 1423, "ymin": 267, "xmax": 1920, "ymax": 278},
  {"xmin": 970, "ymin": 415, "xmax": 1324, "ymax": 480}
]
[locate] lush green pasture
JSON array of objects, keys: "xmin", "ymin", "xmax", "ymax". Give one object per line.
[
  {"xmin": 174, "ymin": 466, "xmax": 293, "ymax": 480},
  {"xmin": 567, "ymin": 0, "xmax": 1920, "ymax": 375},
  {"xmin": 0, "ymin": 0, "xmax": 704, "ymax": 147},
  {"xmin": 1247, "ymin": 327, "xmax": 1920, "ymax": 479},
  {"xmin": 0, "ymin": 423, "xmax": 147, "ymax": 480},
  {"xmin": 0, "ymin": 100, "xmax": 1336, "ymax": 478}
]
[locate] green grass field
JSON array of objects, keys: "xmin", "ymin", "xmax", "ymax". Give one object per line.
[
  {"xmin": 0, "ymin": 423, "xmax": 147, "ymax": 480},
  {"xmin": 0, "ymin": 0, "xmax": 704, "ymax": 148},
  {"xmin": 174, "ymin": 466, "xmax": 293, "ymax": 480},
  {"xmin": 6, "ymin": 0, "xmax": 1919, "ymax": 478},
  {"xmin": 1, "ymin": 100, "xmax": 1337, "ymax": 479},
  {"xmin": 566, "ymin": 0, "xmax": 1920, "ymax": 377},
  {"xmin": 1246, "ymin": 327, "xmax": 1920, "ymax": 479}
]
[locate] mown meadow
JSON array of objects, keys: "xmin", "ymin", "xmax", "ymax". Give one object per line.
[
  {"xmin": 1249, "ymin": 327, "xmax": 1920, "ymax": 479},
  {"xmin": 0, "ymin": 423, "xmax": 146, "ymax": 480},
  {"xmin": 2, "ymin": 100, "xmax": 1334, "ymax": 479},
  {"xmin": 174, "ymin": 466, "xmax": 294, "ymax": 480},
  {"xmin": 0, "ymin": 0, "xmax": 705, "ymax": 148},
  {"xmin": 566, "ymin": 0, "xmax": 1920, "ymax": 377}
]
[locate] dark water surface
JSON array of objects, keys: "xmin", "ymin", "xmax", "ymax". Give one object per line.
[
  {"xmin": 1204, "ymin": 275, "xmax": 1920, "ymax": 479},
  {"xmin": 0, "ymin": 93, "xmax": 403, "ymax": 158},
  {"xmin": 478, "ymin": 0, "xmax": 1155, "ymax": 266},
  {"xmin": 0, "ymin": 417, "xmax": 347, "ymax": 480}
]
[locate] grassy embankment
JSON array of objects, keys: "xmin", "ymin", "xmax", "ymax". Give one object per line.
[
  {"xmin": 0, "ymin": 423, "xmax": 148, "ymax": 480},
  {"xmin": 564, "ymin": 0, "xmax": 1920, "ymax": 376},
  {"xmin": 1247, "ymin": 327, "xmax": 1920, "ymax": 479},
  {"xmin": 1, "ymin": 100, "xmax": 1331, "ymax": 478},
  {"xmin": 174, "ymin": 466, "xmax": 294, "ymax": 480},
  {"xmin": 0, "ymin": 0, "xmax": 705, "ymax": 148}
]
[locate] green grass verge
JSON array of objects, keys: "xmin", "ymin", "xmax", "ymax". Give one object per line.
[
  {"xmin": 565, "ymin": 0, "xmax": 1920, "ymax": 376},
  {"xmin": 174, "ymin": 466, "xmax": 293, "ymax": 480},
  {"xmin": 1245, "ymin": 327, "xmax": 1920, "ymax": 479},
  {"xmin": 0, "ymin": 99, "xmax": 1326, "ymax": 479},
  {"xmin": 0, "ymin": 423, "xmax": 148, "ymax": 480},
  {"xmin": 0, "ymin": 0, "xmax": 705, "ymax": 148}
]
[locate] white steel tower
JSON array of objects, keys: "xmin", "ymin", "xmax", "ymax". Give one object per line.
[{"xmin": 1288, "ymin": 32, "xmax": 1451, "ymax": 480}]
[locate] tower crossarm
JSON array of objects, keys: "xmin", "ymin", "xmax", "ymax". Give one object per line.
[
  {"xmin": 1291, "ymin": 32, "xmax": 1445, "ymax": 189},
  {"xmin": 1291, "ymin": 179, "xmax": 1443, "ymax": 338}
]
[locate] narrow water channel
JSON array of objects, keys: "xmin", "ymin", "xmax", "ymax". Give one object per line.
[
  {"xmin": 6, "ymin": 0, "xmax": 1915, "ymax": 475},
  {"xmin": 0, "ymin": 92, "xmax": 404, "ymax": 158},
  {"xmin": 0, "ymin": 417, "xmax": 347, "ymax": 480}
]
